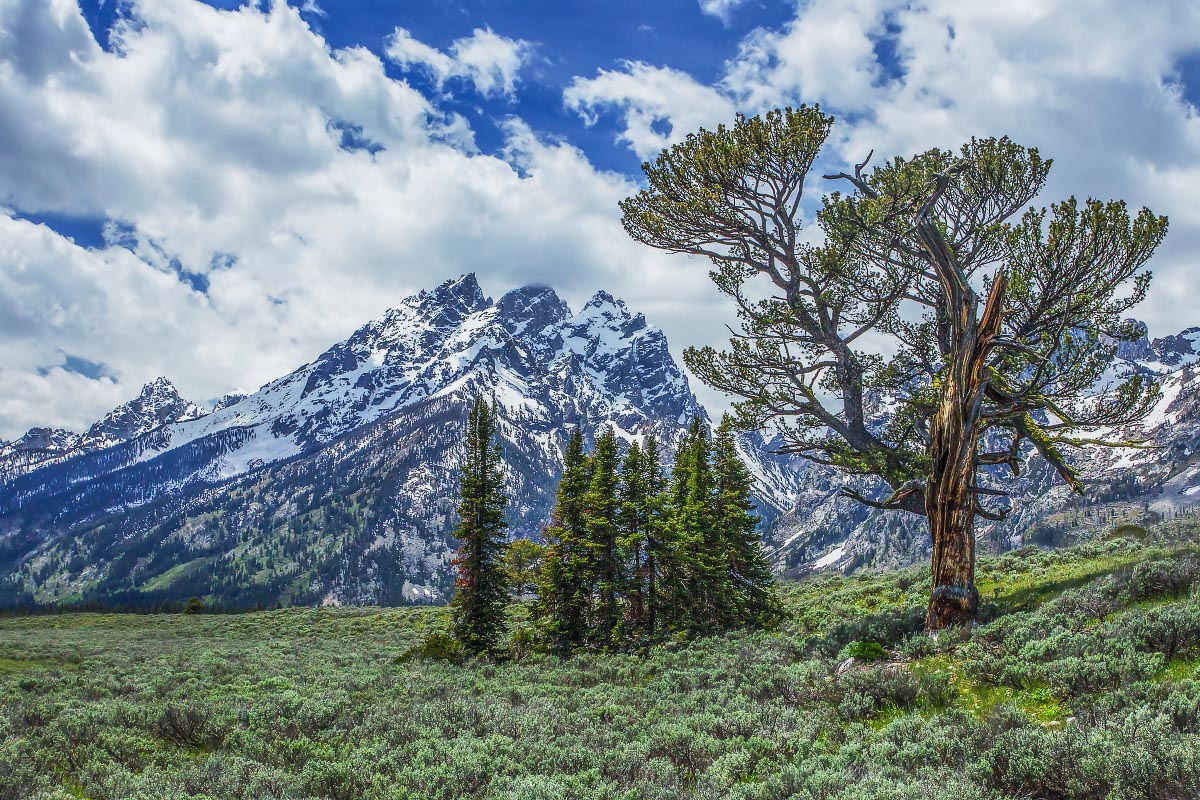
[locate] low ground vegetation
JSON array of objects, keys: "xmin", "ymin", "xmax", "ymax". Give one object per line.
[{"xmin": 1, "ymin": 532, "xmax": 1198, "ymax": 798}]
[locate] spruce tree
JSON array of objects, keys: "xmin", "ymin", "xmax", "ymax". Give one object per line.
[
  {"xmin": 583, "ymin": 427, "xmax": 622, "ymax": 648},
  {"xmin": 536, "ymin": 427, "xmax": 591, "ymax": 654},
  {"xmin": 617, "ymin": 441, "xmax": 648, "ymax": 640},
  {"xmin": 617, "ymin": 436, "xmax": 671, "ymax": 643},
  {"xmin": 664, "ymin": 417, "xmax": 723, "ymax": 635},
  {"xmin": 640, "ymin": 435, "xmax": 669, "ymax": 637},
  {"xmin": 449, "ymin": 396, "xmax": 509, "ymax": 656},
  {"xmin": 712, "ymin": 415, "xmax": 781, "ymax": 628}
]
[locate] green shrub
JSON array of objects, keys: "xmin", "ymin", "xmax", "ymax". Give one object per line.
[
  {"xmin": 398, "ymin": 630, "xmax": 464, "ymax": 662},
  {"xmin": 842, "ymin": 640, "xmax": 888, "ymax": 662},
  {"xmin": 153, "ymin": 703, "xmax": 224, "ymax": 750}
]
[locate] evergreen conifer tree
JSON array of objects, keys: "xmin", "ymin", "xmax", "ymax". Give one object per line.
[
  {"xmin": 640, "ymin": 435, "xmax": 669, "ymax": 637},
  {"xmin": 712, "ymin": 415, "xmax": 782, "ymax": 628},
  {"xmin": 583, "ymin": 427, "xmax": 622, "ymax": 648},
  {"xmin": 616, "ymin": 436, "xmax": 671, "ymax": 643},
  {"xmin": 617, "ymin": 441, "xmax": 647, "ymax": 640},
  {"xmin": 449, "ymin": 396, "xmax": 509, "ymax": 655},
  {"xmin": 664, "ymin": 417, "xmax": 724, "ymax": 634},
  {"xmin": 536, "ymin": 427, "xmax": 591, "ymax": 654}
]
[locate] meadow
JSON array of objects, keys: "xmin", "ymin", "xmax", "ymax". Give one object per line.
[{"xmin": 1, "ymin": 531, "xmax": 1198, "ymax": 799}]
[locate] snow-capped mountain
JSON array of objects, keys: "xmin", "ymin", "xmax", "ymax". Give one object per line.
[
  {"xmin": 0, "ymin": 378, "xmax": 204, "ymax": 483},
  {"xmin": 77, "ymin": 377, "xmax": 206, "ymax": 451},
  {"xmin": 0, "ymin": 275, "xmax": 801, "ymax": 608},
  {"xmin": 6, "ymin": 273, "xmax": 1195, "ymax": 608}
]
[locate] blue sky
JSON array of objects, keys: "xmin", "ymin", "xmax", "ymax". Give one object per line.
[
  {"xmin": 2, "ymin": 0, "xmax": 1200, "ymax": 436},
  {"xmin": 78, "ymin": 0, "xmax": 804, "ymax": 174},
  {"xmin": 29, "ymin": 0, "xmax": 804, "ymax": 247}
]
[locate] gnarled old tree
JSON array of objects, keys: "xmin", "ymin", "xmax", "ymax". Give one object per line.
[{"xmin": 620, "ymin": 107, "xmax": 1167, "ymax": 629}]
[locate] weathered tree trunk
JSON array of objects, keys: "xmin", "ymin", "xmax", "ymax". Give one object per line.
[
  {"xmin": 921, "ymin": 268, "xmax": 1007, "ymax": 630},
  {"xmin": 925, "ymin": 385, "xmax": 980, "ymax": 629}
]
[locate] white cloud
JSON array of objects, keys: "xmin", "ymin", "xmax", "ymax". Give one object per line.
[
  {"xmin": 0, "ymin": 0, "xmax": 724, "ymax": 438},
  {"xmin": 385, "ymin": 25, "xmax": 532, "ymax": 99},
  {"xmin": 4, "ymin": 0, "xmax": 1200, "ymax": 440},
  {"xmin": 699, "ymin": 0, "xmax": 748, "ymax": 25},
  {"xmin": 299, "ymin": 0, "xmax": 325, "ymax": 16},
  {"xmin": 720, "ymin": 0, "xmax": 891, "ymax": 111},
  {"xmin": 565, "ymin": 61, "xmax": 738, "ymax": 160}
]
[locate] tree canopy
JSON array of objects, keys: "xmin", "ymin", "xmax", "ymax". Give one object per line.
[{"xmin": 621, "ymin": 107, "xmax": 1167, "ymax": 627}]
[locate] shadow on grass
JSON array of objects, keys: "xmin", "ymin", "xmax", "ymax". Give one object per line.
[{"xmin": 989, "ymin": 564, "xmax": 1133, "ymax": 614}]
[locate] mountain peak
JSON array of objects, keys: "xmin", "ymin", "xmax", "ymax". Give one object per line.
[
  {"xmin": 78, "ymin": 377, "xmax": 204, "ymax": 449},
  {"xmin": 420, "ymin": 273, "xmax": 486, "ymax": 310},
  {"xmin": 7, "ymin": 426, "xmax": 77, "ymax": 453},
  {"xmin": 212, "ymin": 391, "xmax": 249, "ymax": 412},
  {"xmin": 497, "ymin": 285, "xmax": 571, "ymax": 336},
  {"xmin": 1152, "ymin": 326, "xmax": 1200, "ymax": 368},
  {"xmin": 140, "ymin": 376, "xmax": 181, "ymax": 398},
  {"xmin": 583, "ymin": 290, "xmax": 626, "ymax": 311}
]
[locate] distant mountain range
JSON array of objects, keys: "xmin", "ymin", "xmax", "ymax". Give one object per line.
[
  {"xmin": 2, "ymin": 275, "xmax": 1198, "ymax": 608},
  {"xmin": 0, "ymin": 275, "xmax": 802, "ymax": 608},
  {"xmin": 0, "ymin": 377, "xmax": 206, "ymax": 483}
]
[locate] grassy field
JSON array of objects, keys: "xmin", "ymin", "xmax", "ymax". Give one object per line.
[{"xmin": 1, "ymin": 534, "xmax": 1198, "ymax": 799}]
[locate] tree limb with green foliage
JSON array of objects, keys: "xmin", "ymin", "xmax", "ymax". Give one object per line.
[{"xmin": 620, "ymin": 107, "xmax": 1167, "ymax": 628}]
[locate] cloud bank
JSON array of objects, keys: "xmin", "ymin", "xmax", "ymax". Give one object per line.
[
  {"xmin": 0, "ymin": 0, "xmax": 717, "ymax": 437},
  {"xmin": 2, "ymin": 0, "xmax": 1199, "ymax": 440}
]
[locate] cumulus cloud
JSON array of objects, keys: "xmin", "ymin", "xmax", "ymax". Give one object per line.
[
  {"xmin": 0, "ymin": 0, "xmax": 720, "ymax": 438},
  {"xmin": 5, "ymin": 0, "xmax": 1200, "ymax": 439},
  {"xmin": 385, "ymin": 25, "xmax": 532, "ymax": 99},
  {"xmin": 565, "ymin": 61, "xmax": 737, "ymax": 160},
  {"xmin": 720, "ymin": 0, "xmax": 889, "ymax": 111}
]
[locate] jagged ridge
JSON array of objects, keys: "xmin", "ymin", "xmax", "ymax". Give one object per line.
[{"xmin": 0, "ymin": 275, "xmax": 801, "ymax": 607}]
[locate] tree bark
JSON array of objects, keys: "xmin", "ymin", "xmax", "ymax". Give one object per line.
[
  {"xmin": 925, "ymin": 386, "xmax": 981, "ymax": 629},
  {"xmin": 921, "ymin": 270, "xmax": 1007, "ymax": 630}
]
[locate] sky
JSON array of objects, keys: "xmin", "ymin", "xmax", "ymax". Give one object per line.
[{"xmin": 1, "ymin": 0, "xmax": 1199, "ymax": 439}]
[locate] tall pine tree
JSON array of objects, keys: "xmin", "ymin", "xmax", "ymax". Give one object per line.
[
  {"xmin": 664, "ymin": 417, "xmax": 726, "ymax": 635},
  {"xmin": 640, "ymin": 435, "xmax": 669, "ymax": 637},
  {"xmin": 618, "ymin": 436, "xmax": 669, "ymax": 642},
  {"xmin": 618, "ymin": 441, "xmax": 648, "ymax": 639},
  {"xmin": 536, "ymin": 427, "xmax": 591, "ymax": 654},
  {"xmin": 712, "ymin": 415, "xmax": 782, "ymax": 628},
  {"xmin": 583, "ymin": 427, "xmax": 623, "ymax": 648},
  {"xmin": 449, "ymin": 396, "xmax": 509, "ymax": 655}
]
